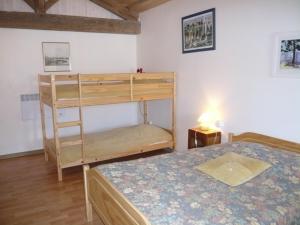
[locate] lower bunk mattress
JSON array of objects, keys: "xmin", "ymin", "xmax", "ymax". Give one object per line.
[{"xmin": 47, "ymin": 124, "xmax": 173, "ymax": 166}]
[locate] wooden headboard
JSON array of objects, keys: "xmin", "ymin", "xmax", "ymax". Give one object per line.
[{"xmin": 228, "ymin": 132, "xmax": 300, "ymax": 154}]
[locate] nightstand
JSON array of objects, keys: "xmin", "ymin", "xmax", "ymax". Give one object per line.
[{"xmin": 188, "ymin": 128, "xmax": 221, "ymax": 149}]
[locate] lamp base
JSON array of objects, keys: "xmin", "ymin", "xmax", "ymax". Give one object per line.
[{"xmin": 199, "ymin": 125, "xmax": 209, "ymax": 131}]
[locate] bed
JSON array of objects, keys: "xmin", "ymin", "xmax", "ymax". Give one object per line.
[
  {"xmin": 38, "ymin": 72, "xmax": 176, "ymax": 181},
  {"xmin": 83, "ymin": 132, "xmax": 300, "ymax": 225},
  {"xmin": 46, "ymin": 124, "xmax": 173, "ymax": 166}
]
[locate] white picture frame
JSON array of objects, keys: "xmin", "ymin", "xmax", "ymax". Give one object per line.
[
  {"xmin": 42, "ymin": 42, "xmax": 71, "ymax": 72},
  {"xmin": 272, "ymin": 31, "xmax": 300, "ymax": 78}
]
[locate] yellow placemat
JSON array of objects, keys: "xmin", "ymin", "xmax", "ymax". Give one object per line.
[{"xmin": 196, "ymin": 152, "xmax": 272, "ymax": 187}]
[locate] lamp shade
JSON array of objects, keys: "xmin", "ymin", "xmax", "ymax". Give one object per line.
[{"xmin": 198, "ymin": 112, "xmax": 218, "ymax": 130}]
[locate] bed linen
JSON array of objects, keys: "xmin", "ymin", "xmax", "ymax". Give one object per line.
[
  {"xmin": 96, "ymin": 142, "xmax": 300, "ymax": 225},
  {"xmin": 48, "ymin": 124, "xmax": 172, "ymax": 164}
]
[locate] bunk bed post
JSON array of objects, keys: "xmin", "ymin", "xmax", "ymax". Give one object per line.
[
  {"xmin": 130, "ymin": 74, "xmax": 133, "ymax": 101},
  {"xmin": 50, "ymin": 74, "xmax": 63, "ymax": 181},
  {"xmin": 143, "ymin": 100, "xmax": 148, "ymax": 124},
  {"xmin": 83, "ymin": 164, "xmax": 93, "ymax": 221},
  {"xmin": 38, "ymin": 74, "xmax": 48, "ymax": 161},
  {"xmin": 78, "ymin": 73, "xmax": 85, "ymax": 163},
  {"xmin": 172, "ymin": 72, "xmax": 176, "ymax": 149},
  {"xmin": 228, "ymin": 133, "xmax": 233, "ymax": 143}
]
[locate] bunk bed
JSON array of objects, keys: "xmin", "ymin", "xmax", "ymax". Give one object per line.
[{"xmin": 38, "ymin": 72, "xmax": 176, "ymax": 181}]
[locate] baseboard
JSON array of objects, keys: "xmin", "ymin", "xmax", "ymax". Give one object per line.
[{"xmin": 0, "ymin": 149, "xmax": 43, "ymax": 160}]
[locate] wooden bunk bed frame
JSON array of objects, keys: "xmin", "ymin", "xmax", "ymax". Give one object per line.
[
  {"xmin": 83, "ymin": 132, "xmax": 300, "ymax": 225},
  {"xmin": 38, "ymin": 72, "xmax": 176, "ymax": 181}
]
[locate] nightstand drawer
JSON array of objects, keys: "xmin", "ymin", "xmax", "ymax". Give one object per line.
[{"xmin": 188, "ymin": 128, "xmax": 221, "ymax": 149}]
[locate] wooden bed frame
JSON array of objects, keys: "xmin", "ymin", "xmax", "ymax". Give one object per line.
[
  {"xmin": 83, "ymin": 132, "xmax": 300, "ymax": 224},
  {"xmin": 38, "ymin": 72, "xmax": 176, "ymax": 181}
]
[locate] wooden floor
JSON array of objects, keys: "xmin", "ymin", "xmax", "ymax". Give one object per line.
[
  {"xmin": 0, "ymin": 149, "xmax": 171, "ymax": 225},
  {"xmin": 0, "ymin": 154, "xmax": 103, "ymax": 225}
]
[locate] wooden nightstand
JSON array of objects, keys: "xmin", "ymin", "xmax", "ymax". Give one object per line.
[{"xmin": 188, "ymin": 128, "xmax": 221, "ymax": 149}]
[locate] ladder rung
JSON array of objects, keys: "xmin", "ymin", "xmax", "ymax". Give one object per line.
[
  {"xmin": 57, "ymin": 121, "xmax": 82, "ymax": 128},
  {"xmin": 56, "ymin": 100, "xmax": 80, "ymax": 108},
  {"xmin": 61, "ymin": 139, "xmax": 83, "ymax": 147}
]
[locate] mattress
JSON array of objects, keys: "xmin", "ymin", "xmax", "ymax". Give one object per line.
[
  {"xmin": 96, "ymin": 142, "xmax": 300, "ymax": 225},
  {"xmin": 48, "ymin": 124, "xmax": 172, "ymax": 165}
]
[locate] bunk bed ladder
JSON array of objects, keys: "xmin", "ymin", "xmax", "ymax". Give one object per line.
[
  {"xmin": 56, "ymin": 73, "xmax": 85, "ymax": 161},
  {"xmin": 51, "ymin": 74, "xmax": 85, "ymax": 181}
]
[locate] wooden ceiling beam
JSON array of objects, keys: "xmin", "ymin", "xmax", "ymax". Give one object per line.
[
  {"xmin": 34, "ymin": 0, "xmax": 46, "ymax": 13},
  {"xmin": 90, "ymin": 0, "xmax": 138, "ymax": 21},
  {"xmin": 45, "ymin": 0, "xmax": 59, "ymax": 11},
  {"xmin": 0, "ymin": 11, "xmax": 141, "ymax": 34},
  {"xmin": 128, "ymin": 0, "xmax": 170, "ymax": 12}
]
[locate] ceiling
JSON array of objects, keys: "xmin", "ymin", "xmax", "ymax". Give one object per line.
[
  {"xmin": 90, "ymin": 0, "xmax": 171, "ymax": 20},
  {"xmin": 0, "ymin": 0, "xmax": 171, "ymax": 34},
  {"xmin": 24, "ymin": 0, "xmax": 171, "ymax": 20}
]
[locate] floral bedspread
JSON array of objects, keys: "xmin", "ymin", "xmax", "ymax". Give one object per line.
[{"xmin": 96, "ymin": 142, "xmax": 300, "ymax": 225}]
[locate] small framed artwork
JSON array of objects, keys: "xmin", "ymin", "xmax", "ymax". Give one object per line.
[
  {"xmin": 182, "ymin": 8, "xmax": 216, "ymax": 53},
  {"xmin": 42, "ymin": 42, "xmax": 71, "ymax": 72},
  {"xmin": 273, "ymin": 32, "xmax": 300, "ymax": 78}
]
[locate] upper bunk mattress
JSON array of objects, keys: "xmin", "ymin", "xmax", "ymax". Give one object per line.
[
  {"xmin": 96, "ymin": 141, "xmax": 300, "ymax": 225},
  {"xmin": 49, "ymin": 124, "xmax": 172, "ymax": 165}
]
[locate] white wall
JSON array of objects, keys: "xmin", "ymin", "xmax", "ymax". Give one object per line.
[
  {"xmin": 0, "ymin": 0, "xmax": 33, "ymax": 12},
  {"xmin": 47, "ymin": 0, "xmax": 119, "ymax": 19},
  {"xmin": 137, "ymin": 0, "xmax": 300, "ymax": 150}
]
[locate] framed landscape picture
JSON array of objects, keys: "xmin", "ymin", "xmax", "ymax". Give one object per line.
[
  {"xmin": 273, "ymin": 32, "xmax": 300, "ymax": 78},
  {"xmin": 42, "ymin": 42, "xmax": 71, "ymax": 72},
  {"xmin": 182, "ymin": 8, "xmax": 216, "ymax": 53}
]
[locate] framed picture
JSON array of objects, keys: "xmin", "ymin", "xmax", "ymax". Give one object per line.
[
  {"xmin": 182, "ymin": 8, "xmax": 216, "ymax": 53},
  {"xmin": 42, "ymin": 42, "xmax": 71, "ymax": 72},
  {"xmin": 272, "ymin": 32, "xmax": 300, "ymax": 78}
]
